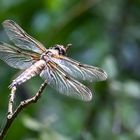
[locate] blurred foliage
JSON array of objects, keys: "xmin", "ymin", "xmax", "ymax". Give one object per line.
[{"xmin": 0, "ymin": 0, "xmax": 140, "ymax": 140}]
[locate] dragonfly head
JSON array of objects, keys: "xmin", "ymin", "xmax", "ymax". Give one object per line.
[{"xmin": 52, "ymin": 44, "xmax": 67, "ymax": 56}]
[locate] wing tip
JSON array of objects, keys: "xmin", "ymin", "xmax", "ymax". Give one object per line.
[
  {"xmin": 96, "ymin": 67, "xmax": 108, "ymax": 81},
  {"xmin": 2, "ymin": 19, "xmax": 15, "ymax": 27},
  {"xmin": 82, "ymin": 88, "xmax": 93, "ymax": 102},
  {"xmin": 102, "ymin": 70, "xmax": 108, "ymax": 80},
  {"xmin": 84, "ymin": 94, "xmax": 92, "ymax": 102}
]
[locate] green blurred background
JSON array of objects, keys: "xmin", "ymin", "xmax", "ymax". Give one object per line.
[{"xmin": 0, "ymin": 0, "xmax": 140, "ymax": 140}]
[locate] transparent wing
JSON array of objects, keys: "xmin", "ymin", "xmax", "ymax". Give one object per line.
[
  {"xmin": 40, "ymin": 62, "xmax": 92, "ymax": 101},
  {"xmin": 2, "ymin": 20, "xmax": 46, "ymax": 54},
  {"xmin": 0, "ymin": 42, "xmax": 39, "ymax": 69},
  {"xmin": 51, "ymin": 55, "xmax": 107, "ymax": 82}
]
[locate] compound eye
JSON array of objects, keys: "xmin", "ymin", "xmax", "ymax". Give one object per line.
[
  {"xmin": 54, "ymin": 46, "xmax": 60, "ymax": 51},
  {"xmin": 60, "ymin": 49, "xmax": 65, "ymax": 55},
  {"xmin": 53, "ymin": 45, "xmax": 66, "ymax": 55}
]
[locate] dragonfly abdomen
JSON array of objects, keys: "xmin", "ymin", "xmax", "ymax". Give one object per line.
[{"xmin": 9, "ymin": 60, "xmax": 46, "ymax": 88}]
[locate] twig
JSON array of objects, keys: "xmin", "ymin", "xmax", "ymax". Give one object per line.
[
  {"xmin": 7, "ymin": 87, "xmax": 16, "ymax": 119},
  {"xmin": 0, "ymin": 82, "xmax": 47, "ymax": 140}
]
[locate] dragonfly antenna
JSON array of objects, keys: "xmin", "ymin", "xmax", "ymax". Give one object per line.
[{"xmin": 66, "ymin": 44, "xmax": 72, "ymax": 51}]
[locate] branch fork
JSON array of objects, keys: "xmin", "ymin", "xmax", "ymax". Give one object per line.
[{"xmin": 0, "ymin": 82, "xmax": 47, "ymax": 140}]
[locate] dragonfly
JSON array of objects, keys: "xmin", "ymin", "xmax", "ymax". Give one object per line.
[{"xmin": 0, "ymin": 20, "xmax": 107, "ymax": 101}]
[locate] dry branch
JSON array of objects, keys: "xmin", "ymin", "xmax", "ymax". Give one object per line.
[{"xmin": 0, "ymin": 82, "xmax": 47, "ymax": 140}]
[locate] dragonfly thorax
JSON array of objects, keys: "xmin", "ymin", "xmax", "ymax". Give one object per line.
[{"xmin": 40, "ymin": 45, "xmax": 66, "ymax": 62}]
